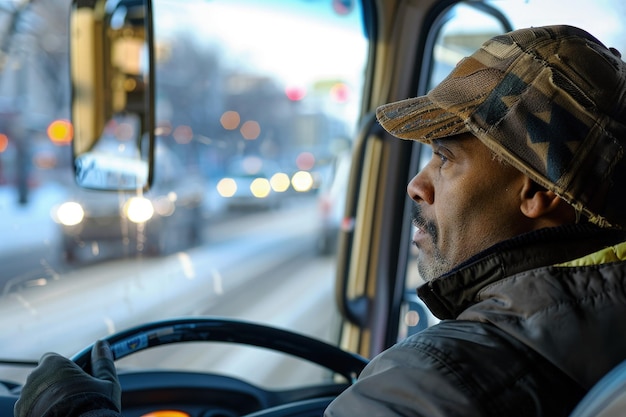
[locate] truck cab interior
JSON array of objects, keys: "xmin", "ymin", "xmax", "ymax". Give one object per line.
[{"xmin": 1, "ymin": 0, "xmax": 626, "ymax": 416}]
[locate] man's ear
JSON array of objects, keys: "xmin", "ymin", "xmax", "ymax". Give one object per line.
[{"xmin": 519, "ymin": 177, "xmax": 566, "ymax": 219}]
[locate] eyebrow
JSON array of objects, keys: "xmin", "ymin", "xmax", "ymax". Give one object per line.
[
  {"xmin": 432, "ymin": 137, "xmax": 463, "ymax": 150},
  {"xmin": 433, "ymin": 133, "xmax": 474, "ymax": 150}
]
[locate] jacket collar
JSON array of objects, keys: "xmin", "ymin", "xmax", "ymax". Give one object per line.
[{"xmin": 417, "ymin": 224, "xmax": 626, "ymax": 319}]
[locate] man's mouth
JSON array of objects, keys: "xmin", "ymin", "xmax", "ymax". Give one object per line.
[
  {"xmin": 412, "ymin": 225, "xmax": 428, "ymax": 246},
  {"xmin": 411, "ymin": 204, "xmax": 435, "ymax": 246}
]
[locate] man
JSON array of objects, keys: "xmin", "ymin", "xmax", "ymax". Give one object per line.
[
  {"xmin": 14, "ymin": 25, "xmax": 626, "ymax": 417},
  {"xmin": 325, "ymin": 24, "xmax": 626, "ymax": 416}
]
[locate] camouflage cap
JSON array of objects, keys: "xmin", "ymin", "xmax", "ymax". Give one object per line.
[{"xmin": 376, "ymin": 25, "xmax": 626, "ymax": 229}]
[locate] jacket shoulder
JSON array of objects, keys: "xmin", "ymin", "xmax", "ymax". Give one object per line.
[{"xmin": 325, "ymin": 320, "xmax": 583, "ymax": 417}]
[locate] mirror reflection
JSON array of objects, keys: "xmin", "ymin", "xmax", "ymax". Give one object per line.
[{"xmin": 70, "ymin": 0, "xmax": 153, "ymax": 190}]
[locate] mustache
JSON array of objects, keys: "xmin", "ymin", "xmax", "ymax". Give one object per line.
[{"xmin": 411, "ymin": 204, "xmax": 438, "ymax": 242}]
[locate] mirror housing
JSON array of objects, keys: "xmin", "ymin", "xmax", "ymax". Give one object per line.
[{"xmin": 70, "ymin": 0, "xmax": 154, "ymax": 190}]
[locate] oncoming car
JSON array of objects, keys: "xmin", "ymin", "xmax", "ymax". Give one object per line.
[
  {"xmin": 216, "ymin": 156, "xmax": 287, "ymax": 211},
  {"xmin": 54, "ymin": 142, "xmax": 205, "ymax": 261},
  {"xmin": 1, "ymin": 0, "xmax": 626, "ymax": 416}
]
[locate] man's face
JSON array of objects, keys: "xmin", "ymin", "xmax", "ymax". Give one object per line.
[{"xmin": 408, "ymin": 133, "xmax": 531, "ymax": 281}]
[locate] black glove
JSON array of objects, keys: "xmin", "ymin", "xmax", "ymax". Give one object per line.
[{"xmin": 14, "ymin": 340, "xmax": 122, "ymax": 417}]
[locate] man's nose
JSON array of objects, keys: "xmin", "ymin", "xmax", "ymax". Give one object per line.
[{"xmin": 407, "ymin": 169, "xmax": 434, "ymax": 205}]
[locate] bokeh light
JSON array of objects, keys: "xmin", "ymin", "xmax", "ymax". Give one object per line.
[
  {"xmin": 270, "ymin": 172, "xmax": 291, "ymax": 192},
  {"xmin": 54, "ymin": 202, "xmax": 85, "ymax": 226},
  {"xmin": 124, "ymin": 197, "xmax": 155, "ymax": 223},
  {"xmin": 0, "ymin": 134, "xmax": 8, "ymax": 153},
  {"xmin": 240, "ymin": 120, "xmax": 261, "ymax": 140},
  {"xmin": 295, "ymin": 152, "xmax": 315, "ymax": 170},
  {"xmin": 291, "ymin": 171, "xmax": 314, "ymax": 192},
  {"xmin": 47, "ymin": 119, "xmax": 73, "ymax": 145},
  {"xmin": 250, "ymin": 178, "xmax": 271, "ymax": 198},
  {"xmin": 217, "ymin": 178, "xmax": 237, "ymax": 197},
  {"xmin": 220, "ymin": 111, "xmax": 241, "ymax": 130},
  {"xmin": 173, "ymin": 125, "xmax": 193, "ymax": 144},
  {"xmin": 285, "ymin": 85, "xmax": 306, "ymax": 101}
]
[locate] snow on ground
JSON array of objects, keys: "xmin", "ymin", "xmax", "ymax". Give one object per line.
[{"xmin": 0, "ymin": 183, "xmax": 67, "ymax": 252}]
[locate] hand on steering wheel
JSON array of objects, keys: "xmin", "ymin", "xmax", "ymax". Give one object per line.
[{"xmin": 14, "ymin": 340, "xmax": 121, "ymax": 417}]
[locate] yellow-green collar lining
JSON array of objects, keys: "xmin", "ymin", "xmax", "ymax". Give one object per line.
[{"xmin": 555, "ymin": 241, "xmax": 626, "ymax": 267}]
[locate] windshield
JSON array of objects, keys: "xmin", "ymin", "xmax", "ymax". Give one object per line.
[{"xmin": 0, "ymin": 0, "xmax": 368, "ymax": 388}]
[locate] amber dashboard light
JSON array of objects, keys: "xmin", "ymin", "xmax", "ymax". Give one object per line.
[{"xmin": 141, "ymin": 411, "xmax": 190, "ymax": 417}]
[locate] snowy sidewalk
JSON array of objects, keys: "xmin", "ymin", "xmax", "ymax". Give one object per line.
[{"xmin": 0, "ymin": 183, "xmax": 67, "ymax": 252}]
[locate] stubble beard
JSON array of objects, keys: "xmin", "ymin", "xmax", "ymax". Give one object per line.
[{"xmin": 411, "ymin": 204, "xmax": 453, "ymax": 282}]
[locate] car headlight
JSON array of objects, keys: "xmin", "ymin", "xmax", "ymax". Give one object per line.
[
  {"xmin": 124, "ymin": 196, "xmax": 154, "ymax": 223},
  {"xmin": 54, "ymin": 201, "xmax": 85, "ymax": 226},
  {"xmin": 217, "ymin": 178, "xmax": 237, "ymax": 197},
  {"xmin": 250, "ymin": 178, "xmax": 271, "ymax": 198},
  {"xmin": 291, "ymin": 171, "xmax": 314, "ymax": 192},
  {"xmin": 270, "ymin": 172, "xmax": 290, "ymax": 192}
]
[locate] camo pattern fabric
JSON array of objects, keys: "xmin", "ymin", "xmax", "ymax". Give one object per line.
[{"xmin": 376, "ymin": 25, "xmax": 626, "ymax": 230}]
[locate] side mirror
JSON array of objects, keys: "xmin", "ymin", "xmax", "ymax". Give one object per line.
[{"xmin": 70, "ymin": 0, "xmax": 155, "ymax": 190}]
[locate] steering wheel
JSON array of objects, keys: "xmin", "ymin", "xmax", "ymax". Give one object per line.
[{"xmin": 71, "ymin": 317, "xmax": 368, "ymax": 416}]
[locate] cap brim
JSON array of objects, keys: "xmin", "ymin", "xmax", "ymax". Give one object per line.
[{"xmin": 375, "ymin": 95, "xmax": 469, "ymax": 143}]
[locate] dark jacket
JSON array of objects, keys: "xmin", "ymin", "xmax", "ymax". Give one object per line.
[{"xmin": 325, "ymin": 224, "xmax": 626, "ymax": 416}]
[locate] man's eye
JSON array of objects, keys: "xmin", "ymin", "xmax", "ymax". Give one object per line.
[{"xmin": 434, "ymin": 151, "xmax": 448, "ymax": 163}]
